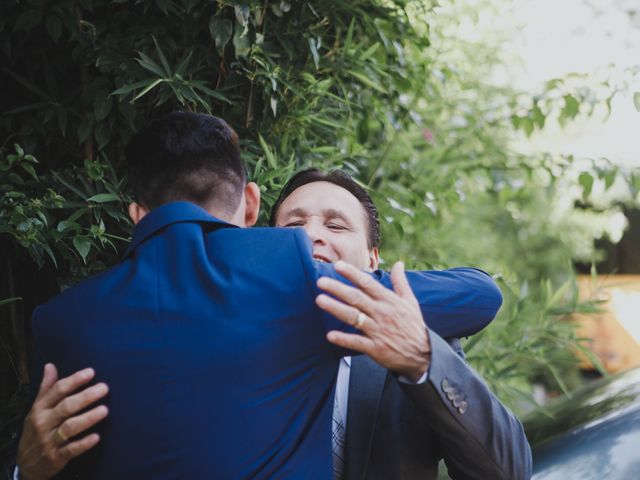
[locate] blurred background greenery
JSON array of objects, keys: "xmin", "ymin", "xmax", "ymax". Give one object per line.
[{"xmin": 1, "ymin": 0, "xmax": 639, "ymax": 466}]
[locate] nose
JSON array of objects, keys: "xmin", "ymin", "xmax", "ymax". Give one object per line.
[{"xmin": 304, "ymin": 219, "xmax": 326, "ymax": 245}]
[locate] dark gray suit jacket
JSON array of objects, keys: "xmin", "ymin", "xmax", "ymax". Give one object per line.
[{"xmin": 344, "ymin": 332, "xmax": 532, "ymax": 480}]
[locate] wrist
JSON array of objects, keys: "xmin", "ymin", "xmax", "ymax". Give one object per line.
[
  {"xmin": 399, "ymin": 329, "xmax": 431, "ymax": 382},
  {"xmin": 16, "ymin": 467, "xmax": 38, "ymax": 480},
  {"xmin": 401, "ymin": 357, "xmax": 430, "ymax": 383}
]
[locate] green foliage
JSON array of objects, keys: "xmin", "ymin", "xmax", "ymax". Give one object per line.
[
  {"xmin": 1, "ymin": 0, "xmax": 638, "ymax": 441},
  {"xmin": 0, "ymin": 298, "xmax": 22, "ymax": 307},
  {"xmin": 0, "ymin": 143, "xmax": 130, "ymax": 281}
]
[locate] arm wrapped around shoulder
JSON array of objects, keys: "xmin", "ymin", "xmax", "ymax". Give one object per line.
[{"xmin": 374, "ymin": 267, "xmax": 503, "ymax": 338}]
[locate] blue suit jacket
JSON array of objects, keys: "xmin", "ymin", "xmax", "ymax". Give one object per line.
[{"xmin": 30, "ymin": 202, "xmax": 502, "ymax": 479}]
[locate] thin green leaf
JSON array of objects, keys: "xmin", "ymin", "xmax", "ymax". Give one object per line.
[
  {"xmin": 345, "ymin": 70, "xmax": 387, "ymax": 94},
  {"xmin": 131, "ymin": 79, "xmax": 165, "ymax": 102},
  {"xmin": 0, "ymin": 297, "xmax": 22, "ymax": 307},
  {"xmin": 135, "ymin": 52, "xmax": 166, "ymax": 78},
  {"xmin": 3, "ymin": 102, "xmax": 50, "ymax": 115},
  {"xmin": 258, "ymin": 134, "xmax": 277, "ymax": 169},
  {"xmin": 359, "ymin": 43, "xmax": 380, "ymax": 61},
  {"xmin": 20, "ymin": 163, "xmax": 38, "ymax": 181},
  {"xmin": 111, "ymin": 79, "xmax": 156, "ymax": 96},
  {"xmin": 152, "ymin": 35, "xmax": 172, "ymax": 76},
  {"xmin": 87, "ymin": 193, "xmax": 119, "ymax": 203},
  {"xmin": 175, "ymin": 51, "xmax": 193, "ymax": 77},
  {"xmin": 190, "ymin": 83, "xmax": 233, "ymax": 104},
  {"xmin": 52, "ymin": 172, "xmax": 88, "ymax": 198},
  {"xmin": 42, "ymin": 243, "xmax": 58, "ymax": 269}
]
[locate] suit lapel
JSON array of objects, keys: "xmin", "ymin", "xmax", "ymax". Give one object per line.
[{"xmin": 345, "ymin": 356, "xmax": 388, "ymax": 480}]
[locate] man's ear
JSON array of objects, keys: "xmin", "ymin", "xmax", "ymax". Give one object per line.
[
  {"xmin": 128, "ymin": 202, "xmax": 149, "ymax": 225},
  {"xmin": 242, "ymin": 182, "xmax": 261, "ymax": 227},
  {"xmin": 368, "ymin": 247, "xmax": 380, "ymax": 271}
]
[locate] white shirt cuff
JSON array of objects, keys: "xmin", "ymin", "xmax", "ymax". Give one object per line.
[{"xmin": 397, "ymin": 370, "xmax": 428, "ymax": 384}]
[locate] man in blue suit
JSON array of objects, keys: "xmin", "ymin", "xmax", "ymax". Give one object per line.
[{"xmin": 15, "ymin": 113, "xmax": 502, "ymax": 479}]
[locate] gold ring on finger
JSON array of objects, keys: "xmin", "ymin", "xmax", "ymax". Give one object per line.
[
  {"xmin": 355, "ymin": 312, "xmax": 367, "ymax": 329},
  {"xmin": 54, "ymin": 427, "xmax": 69, "ymax": 444}
]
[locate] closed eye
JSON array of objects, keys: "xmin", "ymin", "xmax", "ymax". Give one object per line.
[
  {"xmin": 327, "ymin": 223, "xmax": 347, "ymax": 231},
  {"xmin": 284, "ymin": 221, "xmax": 304, "ymax": 227}
]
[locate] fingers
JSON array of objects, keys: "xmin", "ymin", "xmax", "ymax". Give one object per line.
[
  {"xmin": 326, "ymin": 331, "xmax": 376, "ymax": 353},
  {"xmin": 390, "ymin": 262, "xmax": 416, "ymax": 301},
  {"xmin": 316, "ymin": 294, "xmax": 374, "ymax": 331},
  {"xmin": 52, "ymin": 383, "xmax": 109, "ymax": 425},
  {"xmin": 36, "ymin": 364, "xmax": 59, "ymax": 400},
  {"xmin": 333, "ymin": 261, "xmax": 392, "ymax": 300},
  {"xmin": 56, "ymin": 404, "xmax": 109, "ymax": 443},
  {"xmin": 317, "ymin": 277, "xmax": 384, "ymax": 316},
  {"xmin": 59, "ymin": 433, "xmax": 101, "ymax": 461},
  {"xmin": 40, "ymin": 368, "xmax": 96, "ymax": 409},
  {"xmin": 16, "ymin": 367, "xmax": 107, "ymax": 480}
]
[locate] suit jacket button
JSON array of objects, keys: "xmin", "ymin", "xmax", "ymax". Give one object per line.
[
  {"xmin": 446, "ymin": 390, "xmax": 456, "ymax": 401},
  {"xmin": 453, "ymin": 396, "xmax": 464, "ymax": 408},
  {"xmin": 458, "ymin": 401, "xmax": 468, "ymax": 414},
  {"xmin": 441, "ymin": 378, "xmax": 451, "ymax": 392}
]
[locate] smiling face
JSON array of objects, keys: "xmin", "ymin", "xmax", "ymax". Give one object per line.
[{"xmin": 275, "ymin": 181, "xmax": 379, "ymax": 271}]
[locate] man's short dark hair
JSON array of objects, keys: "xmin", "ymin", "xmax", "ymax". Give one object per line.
[
  {"xmin": 269, "ymin": 169, "xmax": 381, "ymax": 248},
  {"xmin": 125, "ymin": 112, "xmax": 246, "ymax": 213}
]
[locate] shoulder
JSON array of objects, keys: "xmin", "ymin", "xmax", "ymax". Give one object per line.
[
  {"xmin": 215, "ymin": 226, "xmax": 315, "ymax": 267},
  {"xmin": 31, "ymin": 263, "xmax": 121, "ymax": 328}
]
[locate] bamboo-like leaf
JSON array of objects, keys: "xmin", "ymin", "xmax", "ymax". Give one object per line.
[
  {"xmin": 359, "ymin": 43, "xmax": 380, "ymax": 61},
  {"xmin": 152, "ymin": 36, "xmax": 172, "ymax": 76},
  {"xmin": 42, "ymin": 243, "xmax": 58, "ymax": 269},
  {"xmin": 191, "ymin": 83, "xmax": 233, "ymax": 104},
  {"xmin": 52, "ymin": 172, "xmax": 88, "ymax": 198},
  {"xmin": 345, "ymin": 70, "xmax": 387, "ymax": 93},
  {"xmin": 344, "ymin": 17, "xmax": 356, "ymax": 52},
  {"xmin": 574, "ymin": 342, "xmax": 607, "ymax": 375},
  {"xmin": 20, "ymin": 163, "xmax": 38, "ymax": 181},
  {"xmin": 175, "ymin": 51, "xmax": 193, "ymax": 76},
  {"xmin": 135, "ymin": 52, "xmax": 166, "ymax": 78},
  {"xmin": 308, "ymin": 38, "xmax": 320, "ymax": 70},
  {"xmin": 168, "ymin": 82, "xmax": 186, "ymax": 104},
  {"xmin": 131, "ymin": 79, "xmax": 165, "ymax": 102},
  {"xmin": 0, "ymin": 297, "xmax": 22, "ymax": 307},
  {"xmin": 111, "ymin": 79, "xmax": 156, "ymax": 96},
  {"xmin": 258, "ymin": 134, "xmax": 277, "ymax": 169},
  {"xmin": 87, "ymin": 193, "xmax": 119, "ymax": 203},
  {"xmin": 3, "ymin": 102, "xmax": 50, "ymax": 115}
]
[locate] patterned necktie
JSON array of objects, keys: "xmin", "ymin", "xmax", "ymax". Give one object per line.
[{"xmin": 332, "ymin": 393, "xmax": 346, "ymax": 479}]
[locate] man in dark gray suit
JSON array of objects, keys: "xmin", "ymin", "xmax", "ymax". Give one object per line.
[{"xmin": 270, "ymin": 169, "xmax": 532, "ymax": 480}]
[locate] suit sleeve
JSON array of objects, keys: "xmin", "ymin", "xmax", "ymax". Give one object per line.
[
  {"xmin": 312, "ymin": 260, "xmax": 502, "ymax": 339},
  {"xmin": 375, "ymin": 267, "xmax": 502, "ymax": 337},
  {"xmin": 398, "ymin": 331, "xmax": 533, "ymax": 480}
]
